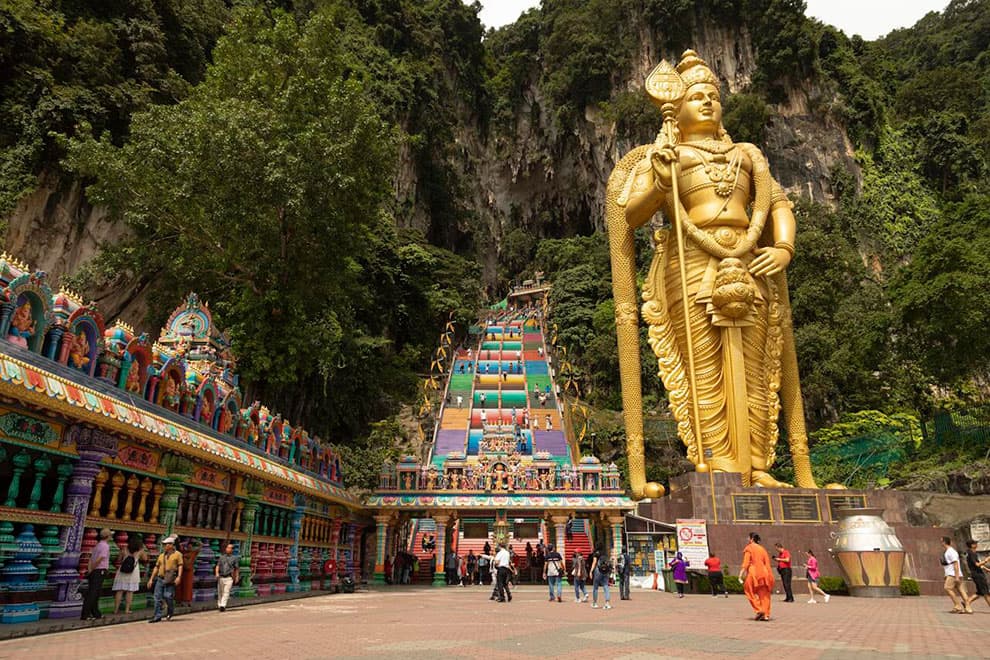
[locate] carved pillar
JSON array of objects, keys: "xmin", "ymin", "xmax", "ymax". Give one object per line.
[
  {"xmin": 372, "ymin": 514, "xmax": 392, "ymax": 585},
  {"xmin": 50, "ymin": 462, "xmax": 73, "ymax": 513},
  {"xmin": 87, "ymin": 467, "xmax": 108, "ymax": 517},
  {"xmin": 0, "ymin": 300, "xmax": 15, "ymax": 337},
  {"xmin": 26, "ymin": 455, "xmax": 52, "ymax": 510},
  {"xmin": 48, "ymin": 426, "xmax": 117, "ymax": 620},
  {"xmin": 44, "ymin": 325, "xmax": 64, "ymax": 360},
  {"xmin": 432, "ymin": 513, "xmax": 450, "ymax": 587},
  {"xmin": 236, "ymin": 495, "xmax": 260, "ymax": 597},
  {"xmin": 122, "ymin": 473, "xmax": 139, "ymax": 521},
  {"xmin": 106, "ymin": 471, "xmax": 125, "ymax": 519},
  {"xmin": 287, "ymin": 495, "xmax": 305, "ymax": 592},
  {"xmin": 3, "ymin": 450, "xmax": 30, "ymax": 508},
  {"xmin": 551, "ymin": 514, "xmax": 570, "ymax": 585},
  {"xmin": 608, "ymin": 515, "xmax": 624, "ymax": 566},
  {"xmin": 150, "ymin": 481, "xmax": 165, "ymax": 523},
  {"xmin": 136, "ymin": 477, "xmax": 152, "ymax": 521}
]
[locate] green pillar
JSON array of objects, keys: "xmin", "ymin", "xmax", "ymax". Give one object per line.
[
  {"xmin": 160, "ymin": 454, "xmax": 194, "ymax": 539},
  {"xmin": 236, "ymin": 496, "xmax": 260, "ymax": 597},
  {"xmin": 373, "ymin": 515, "xmax": 391, "ymax": 585}
]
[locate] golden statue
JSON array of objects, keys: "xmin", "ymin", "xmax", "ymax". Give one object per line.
[{"xmin": 607, "ymin": 50, "xmax": 817, "ymax": 498}]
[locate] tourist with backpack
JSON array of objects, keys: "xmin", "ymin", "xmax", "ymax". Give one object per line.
[
  {"xmin": 589, "ymin": 546, "xmax": 613, "ymax": 610},
  {"xmin": 571, "ymin": 551, "xmax": 589, "ymax": 602},
  {"xmin": 543, "ymin": 544, "xmax": 564, "ymax": 602},
  {"xmin": 112, "ymin": 534, "xmax": 148, "ymax": 614}
]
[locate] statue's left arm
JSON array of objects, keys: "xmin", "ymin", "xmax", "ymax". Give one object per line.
[{"xmin": 749, "ymin": 167, "xmax": 795, "ymax": 277}]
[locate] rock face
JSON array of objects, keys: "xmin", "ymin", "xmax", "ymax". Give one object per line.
[
  {"xmin": 4, "ymin": 173, "xmax": 150, "ymax": 326},
  {"xmin": 2, "ymin": 12, "xmax": 858, "ymax": 318}
]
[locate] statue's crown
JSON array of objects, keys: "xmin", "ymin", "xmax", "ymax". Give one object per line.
[
  {"xmin": 645, "ymin": 49, "xmax": 719, "ymax": 107},
  {"xmin": 676, "ymin": 49, "xmax": 719, "ymax": 88}
]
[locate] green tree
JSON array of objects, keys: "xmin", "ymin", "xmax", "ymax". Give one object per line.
[
  {"xmin": 66, "ymin": 6, "xmax": 414, "ymax": 437},
  {"xmin": 888, "ymin": 192, "xmax": 990, "ymax": 386}
]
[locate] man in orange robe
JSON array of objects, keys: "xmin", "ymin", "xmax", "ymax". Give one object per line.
[{"xmin": 739, "ymin": 532, "xmax": 774, "ymax": 620}]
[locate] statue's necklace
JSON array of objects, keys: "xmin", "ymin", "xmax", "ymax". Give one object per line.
[{"xmin": 686, "ymin": 141, "xmax": 740, "ymax": 198}]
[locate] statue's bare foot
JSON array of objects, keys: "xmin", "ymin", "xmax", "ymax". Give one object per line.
[{"xmin": 751, "ymin": 471, "xmax": 793, "ymax": 488}]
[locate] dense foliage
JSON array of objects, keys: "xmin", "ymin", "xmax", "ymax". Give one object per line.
[{"xmin": 67, "ymin": 6, "xmax": 481, "ymax": 439}]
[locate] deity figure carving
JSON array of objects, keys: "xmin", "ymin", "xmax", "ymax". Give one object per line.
[
  {"xmin": 218, "ymin": 405, "xmax": 233, "ymax": 434},
  {"xmin": 125, "ymin": 363, "xmax": 143, "ymax": 394},
  {"xmin": 199, "ymin": 395, "xmax": 214, "ymax": 427},
  {"xmin": 608, "ymin": 50, "xmax": 817, "ymax": 497},
  {"xmin": 7, "ymin": 301, "xmax": 36, "ymax": 348},
  {"xmin": 162, "ymin": 376, "xmax": 181, "ymax": 410},
  {"xmin": 68, "ymin": 330, "xmax": 91, "ymax": 369}
]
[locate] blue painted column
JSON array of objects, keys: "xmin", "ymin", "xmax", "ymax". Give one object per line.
[
  {"xmin": 47, "ymin": 426, "xmax": 118, "ymax": 620},
  {"xmin": 287, "ymin": 495, "xmax": 305, "ymax": 592}
]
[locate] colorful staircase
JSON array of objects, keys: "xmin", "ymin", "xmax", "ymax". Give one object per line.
[{"xmin": 409, "ymin": 519, "xmax": 437, "ymax": 583}]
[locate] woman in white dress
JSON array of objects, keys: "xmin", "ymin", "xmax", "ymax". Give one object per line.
[{"xmin": 112, "ymin": 535, "xmax": 148, "ymax": 614}]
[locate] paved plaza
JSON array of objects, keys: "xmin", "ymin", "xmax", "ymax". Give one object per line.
[{"xmin": 1, "ymin": 586, "xmax": 987, "ymax": 659}]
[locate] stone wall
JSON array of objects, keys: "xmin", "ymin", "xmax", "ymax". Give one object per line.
[{"xmin": 640, "ymin": 472, "xmax": 954, "ymax": 596}]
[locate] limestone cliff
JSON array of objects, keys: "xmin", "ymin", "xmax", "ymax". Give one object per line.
[{"xmin": 2, "ymin": 3, "xmax": 857, "ymax": 318}]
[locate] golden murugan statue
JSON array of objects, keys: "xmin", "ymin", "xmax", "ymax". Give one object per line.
[{"xmin": 608, "ymin": 51, "xmax": 817, "ymax": 498}]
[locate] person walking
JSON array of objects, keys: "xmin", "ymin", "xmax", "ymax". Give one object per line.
[
  {"xmin": 942, "ymin": 536, "xmax": 972, "ymax": 613},
  {"xmin": 589, "ymin": 546, "xmax": 612, "ymax": 610},
  {"xmin": 772, "ymin": 543, "xmax": 794, "ymax": 602},
  {"xmin": 669, "ymin": 552, "xmax": 690, "ymax": 598},
  {"xmin": 215, "ymin": 542, "xmax": 239, "ymax": 612},
  {"xmin": 494, "ymin": 543, "xmax": 513, "ymax": 602},
  {"xmin": 148, "ymin": 535, "xmax": 183, "ymax": 623},
  {"xmin": 739, "ymin": 532, "xmax": 774, "ymax": 621},
  {"xmin": 544, "ymin": 544, "xmax": 564, "ymax": 602},
  {"xmin": 112, "ymin": 534, "xmax": 148, "ymax": 614},
  {"xmin": 803, "ymin": 549, "xmax": 830, "ymax": 604},
  {"xmin": 445, "ymin": 549, "xmax": 459, "ymax": 586},
  {"xmin": 572, "ymin": 551, "xmax": 589, "ymax": 602},
  {"xmin": 467, "ymin": 550, "xmax": 478, "ymax": 586},
  {"xmin": 618, "ymin": 545, "xmax": 632, "ymax": 600},
  {"xmin": 965, "ymin": 539, "xmax": 990, "ymax": 609},
  {"xmin": 704, "ymin": 551, "xmax": 728, "ymax": 598},
  {"xmin": 81, "ymin": 527, "xmax": 112, "ymax": 620}
]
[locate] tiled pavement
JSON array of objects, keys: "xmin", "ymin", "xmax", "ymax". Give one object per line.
[{"xmin": 0, "ymin": 586, "xmax": 987, "ymax": 659}]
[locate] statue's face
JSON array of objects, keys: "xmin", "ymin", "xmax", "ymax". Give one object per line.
[{"xmin": 678, "ymin": 83, "xmax": 722, "ymax": 133}]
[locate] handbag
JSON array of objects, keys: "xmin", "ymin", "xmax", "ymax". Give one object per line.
[{"xmin": 163, "ymin": 569, "xmax": 178, "ymax": 585}]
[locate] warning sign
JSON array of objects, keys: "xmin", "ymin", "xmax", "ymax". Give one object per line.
[{"xmin": 675, "ymin": 518, "xmax": 709, "ymax": 568}]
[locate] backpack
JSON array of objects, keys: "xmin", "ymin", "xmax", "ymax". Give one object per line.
[
  {"xmin": 119, "ymin": 554, "xmax": 136, "ymax": 574},
  {"xmin": 597, "ymin": 556, "xmax": 612, "ymax": 575},
  {"xmin": 616, "ymin": 553, "xmax": 626, "ymax": 573}
]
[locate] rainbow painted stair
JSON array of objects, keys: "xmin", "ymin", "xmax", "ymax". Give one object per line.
[{"xmin": 370, "ymin": 306, "xmax": 635, "ymax": 585}]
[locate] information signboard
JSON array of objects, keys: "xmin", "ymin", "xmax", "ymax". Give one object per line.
[{"xmin": 675, "ymin": 519, "xmax": 709, "ymax": 568}]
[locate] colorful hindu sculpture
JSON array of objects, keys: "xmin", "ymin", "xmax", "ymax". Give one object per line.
[
  {"xmin": 607, "ymin": 50, "xmax": 817, "ymax": 497},
  {"xmin": 124, "ymin": 362, "xmax": 143, "ymax": 393},
  {"xmin": 162, "ymin": 375, "xmax": 181, "ymax": 410},
  {"xmin": 67, "ymin": 330, "xmax": 90, "ymax": 369},
  {"xmin": 7, "ymin": 301, "xmax": 36, "ymax": 347}
]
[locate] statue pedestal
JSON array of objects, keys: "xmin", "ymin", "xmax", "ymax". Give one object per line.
[{"xmin": 638, "ymin": 473, "xmax": 954, "ymax": 596}]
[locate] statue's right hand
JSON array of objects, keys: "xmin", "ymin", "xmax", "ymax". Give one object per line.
[{"xmin": 648, "ymin": 146, "xmax": 677, "ymax": 190}]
